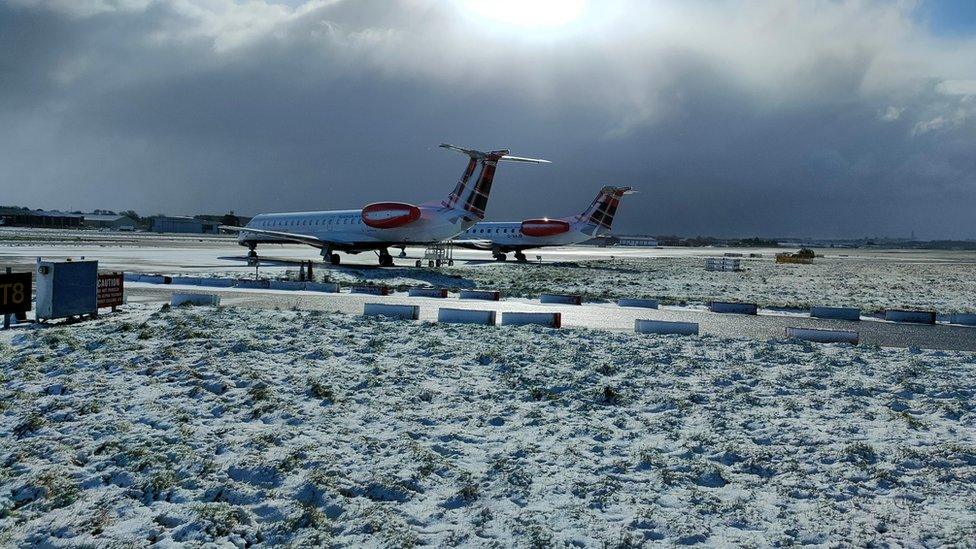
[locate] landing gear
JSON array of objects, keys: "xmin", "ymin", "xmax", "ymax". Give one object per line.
[
  {"xmin": 329, "ymin": 253, "xmax": 341, "ymax": 266},
  {"xmin": 494, "ymin": 253, "xmax": 507, "ymax": 262},
  {"xmin": 398, "ymin": 247, "xmax": 407, "ymax": 258},
  {"xmin": 378, "ymin": 249, "xmax": 394, "ymax": 267},
  {"xmin": 514, "ymin": 251, "xmax": 527, "ymax": 262}
]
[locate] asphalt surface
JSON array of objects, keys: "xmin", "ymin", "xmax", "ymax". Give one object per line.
[{"xmin": 125, "ymin": 283, "xmax": 976, "ymax": 352}]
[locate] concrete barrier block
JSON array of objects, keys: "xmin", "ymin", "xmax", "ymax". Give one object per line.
[
  {"xmin": 709, "ymin": 301, "xmax": 758, "ymax": 315},
  {"xmin": 235, "ymin": 279, "xmax": 270, "ymax": 289},
  {"xmin": 352, "ymin": 285, "xmax": 390, "ymax": 296},
  {"xmin": 437, "ymin": 308, "xmax": 496, "ymax": 325},
  {"xmin": 810, "ymin": 306, "xmax": 861, "ymax": 321},
  {"xmin": 409, "ymin": 287, "xmax": 449, "ymax": 298},
  {"xmin": 170, "ymin": 277, "xmax": 202, "ymax": 286},
  {"xmin": 885, "ymin": 309, "xmax": 936, "ymax": 324},
  {"xmin": 786, "ymin": 327, "xmax": 858, "ymax": 344},
  {"xmin": 949, "ymin": 313, "xmax": 976, "ymax": 326},
  {"xmin": 618, "ymin": 298, "xmax": 659, "ymax": 309},
  {"xmin": 363, "ymin": 303, "xmax": 419, "ymax": 320},
  {"xmin": 501, "ymin": 312, "xmax": 561, "ymax": 328},
  {"xmin": 269, "ymin": 280, "xmax": 306, "ymax": 291},
  {"xmin": 539, "ymin": 294, "xmax": 582, "ymax": 305},
  {"xmin": 304, "ymin": 282, "xmax": 340, "ymax": 293},
  {"xmin": 171, "ymin": 293, "xmax": 220, "ymax": 307},
  {"xmin": 634, "ymin": 319, "xmax": 698, "ymax": 335},
  {"xmin": 459, "ymin": 289, "xmax": 500, "ymax": 301},
  {"xmin": 198, "ymin": 278, "xmax": 235, "ymax": 288}
]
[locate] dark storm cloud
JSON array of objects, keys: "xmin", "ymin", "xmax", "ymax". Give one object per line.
[{"xmin": 0, "ymin": 0, "xmax": 974, "ymax": 238}]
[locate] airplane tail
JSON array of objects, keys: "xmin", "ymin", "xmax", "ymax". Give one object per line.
[
  {"xmin": 575, "ymin": 186, "xmax": 634, "ymax": 231},
  {"xmin": 439, "ymin": 144, "xmax": 549, "ymax": 220}
]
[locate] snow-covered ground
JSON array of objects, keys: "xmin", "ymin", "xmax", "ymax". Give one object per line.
[
  {"xmin": 2, "ymin": 304, "xmax": 974, "ymax": 546},
  {"xmin": 445, "ymin": 256, "xmax": 976, "ymax": 313},
  {"xmin": 3, "ymin": 228, "xmax": 974, "ymax": 313}
]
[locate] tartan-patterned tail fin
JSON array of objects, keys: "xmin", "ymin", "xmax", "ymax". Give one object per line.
[
  {"xmin": 578, "ymin": 186, "xmax": 634, "ymax": 230},
  {"xmin": 439, "ymin": 144, "xmax": 549, "ymax": 220}
]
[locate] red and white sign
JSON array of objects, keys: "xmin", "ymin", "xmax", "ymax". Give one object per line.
[
  {"xmin": 361, "ymin": 202, "xmax": 421, "ymax": 229},
  {"xmin": 520, "ymin": 218, "xmax": 570, "ymax": 237}
]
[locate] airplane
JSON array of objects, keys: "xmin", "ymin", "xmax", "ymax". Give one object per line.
[
  {"xmin": 451, "ymin": 185, "xmax": 635, "ymax": 261},
  {"xmin": 222, "ymin": 144, "xmax": 549, "ymax": 267}
]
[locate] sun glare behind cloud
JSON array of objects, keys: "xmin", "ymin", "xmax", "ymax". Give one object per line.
[{"xmin": 459, "ymin": 0, "xmax": 587, "ymax": 29}]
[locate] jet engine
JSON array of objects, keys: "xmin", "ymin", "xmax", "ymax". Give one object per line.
[
  {"xmin": 361, "ymin": 202, "xmax": 422, "ymax": 229},
  {"xmin": 520, "ymin": 218, "xmax": 571, "ymax": 237}
]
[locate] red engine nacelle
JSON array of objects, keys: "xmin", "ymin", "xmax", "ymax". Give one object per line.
[
  {"xmin": 361, "ymin": 202, "xmax": 422, "ymax": 229},
  {"xmin": 520, "ymin": 218, "xmax": 571, "ymax": 237}
]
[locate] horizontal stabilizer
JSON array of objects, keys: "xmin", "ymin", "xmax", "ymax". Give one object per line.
[{"xmin": 439, "ymin": 143, "xmax": 550, "ymax": 164}]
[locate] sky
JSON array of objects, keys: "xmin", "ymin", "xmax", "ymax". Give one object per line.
[{"xmin": 1, "ymin": 0, "xmax": 974, "ymax": 239}]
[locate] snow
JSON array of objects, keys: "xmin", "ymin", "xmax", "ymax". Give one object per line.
[
  {"xmin": 3, "ymin": 228, "xmax": 974, "ymax": 313},
  {"xmin": 2, "ymin": 304, "xmax": 974, "ymax": 545},
  {"xmin": 445, "ymin": 256, "xmax": 976, "ymax": 313}
]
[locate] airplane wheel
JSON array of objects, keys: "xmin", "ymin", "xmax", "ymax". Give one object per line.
[
  {"xmin": 415, "ymin": 260, "xmax": 422, "ymax": 267},
  {"xmin": 428, "ymin": 260, "xmax": 434, "ymax": 268},
  {"xmin": 248, "ymin": 249, "xmax": 258, "ymax": 259},
  {"xmin": 379, "ymin": 255, "xmax": 394, "ymax": 267},
  {"xmin": 515, "ymin": 253, "xmax": 527, "ymax": 262},
  {"xmin": 330, "ymin": 254, "xmax": 341, "ymax": 265},
  {"xmin": 495, "ymin": 254, "xmax": 507, "ymax": 262},
  {"xmin": 448, "ymin": 260, "xmax": 454, "ymax": 266}
]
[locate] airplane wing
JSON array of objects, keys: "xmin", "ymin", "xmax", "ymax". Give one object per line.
[
  {"xmin": 220, "ymin": 225, "xmax": 331, "ymax": 249},
  {"xmin": 450, "ymin": 238, "xmax": 495, "ymax": 250}
]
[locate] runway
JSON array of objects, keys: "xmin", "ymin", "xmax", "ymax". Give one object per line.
[{"xmin": 125, "ymin": 283, "xmax": 976, "ymax": 352}]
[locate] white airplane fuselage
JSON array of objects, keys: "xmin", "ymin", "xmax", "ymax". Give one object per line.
[
  {"xmin": 453, "ymin": 185, "xmax": 633, "ymax": 258},
  {"xmin": 230, "ymin": 144, "xmax": 549, "ymax": 265},
  {"xmin": 240, "ymin": 205, "xmax": 473, "ymax": 252},
  {"xmin": 459, "ymin": 220, "xmax": 597, "ymax": 250}
]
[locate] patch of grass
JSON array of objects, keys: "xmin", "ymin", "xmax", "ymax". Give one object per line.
[
  {"xmin": 249, "ymin": 382, "xmax": 271, "ymax": 402},
  {"xmin": 13, "ymin": 412, "xmax": 46, "ymax": 439},
  {"xmin": 195, "ymin": 502, "xmax": 252, "ymax": 538},
  {"xmin": 33, "ymin": 469, "xmax": 80, "ymax": 511},
  {"xmin": 287, "ymin": 501, "xmax": 330, "ymax": 534},
  {"xmin": 144, "ymin": 470, "xmax": 178, "ymax": 502},
  {"xmin": 455, "ymin": 472, "xmax": 480, "ymax": 502},
  {"xmin": 844, "ymin": 442, "xmax": 877, "ymax": 467},
  {"xmin": 601, "ymin": 385, "xmax": 620, "ymax": 405},
  {"xmin": 308, "ymin": 378, "xmax": 335, "ymax": 401}
]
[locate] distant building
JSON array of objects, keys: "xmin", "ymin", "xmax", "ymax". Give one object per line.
[
  {"xmin": 83, "ymin": 213, "xmax": 138, "ymax": 230},
  {"xmin": 615, "ymin": 236, "xmax": 660, "ymax": 247},
  {"xmin": 150, "ymin": 216, "xmax": 219, "ymax": 234},
  {"xmin": 194, "ymin": 213, "xmax": 252, "ymax": 229},
  {"xmin": 0, "ymin": 209, "xmax": 83, "ymax": 229}
]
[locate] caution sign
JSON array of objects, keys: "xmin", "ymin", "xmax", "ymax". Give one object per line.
[
  {"xmin": 97, "ymin": 273, "xmax": 124, "ymax": 308},
  {"xmin": 0, "ymin": 272, "xmax": 32, "ymax": 314}
]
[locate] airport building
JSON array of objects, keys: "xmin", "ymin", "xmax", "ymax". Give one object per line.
[
  {"xmin": 150, "ymin": 216, "xmax": 219, "ymax": 234},
  {"xmin": 0, "ymin": 209, "xmax": 84, "ymax": 229},
  {"xmin": 83, "ymin": 213, "xmax": 138, "ymax": 230},
  {"xmin": 616, "ymin": 236, "xmax": 660, "ymax": 247}
]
